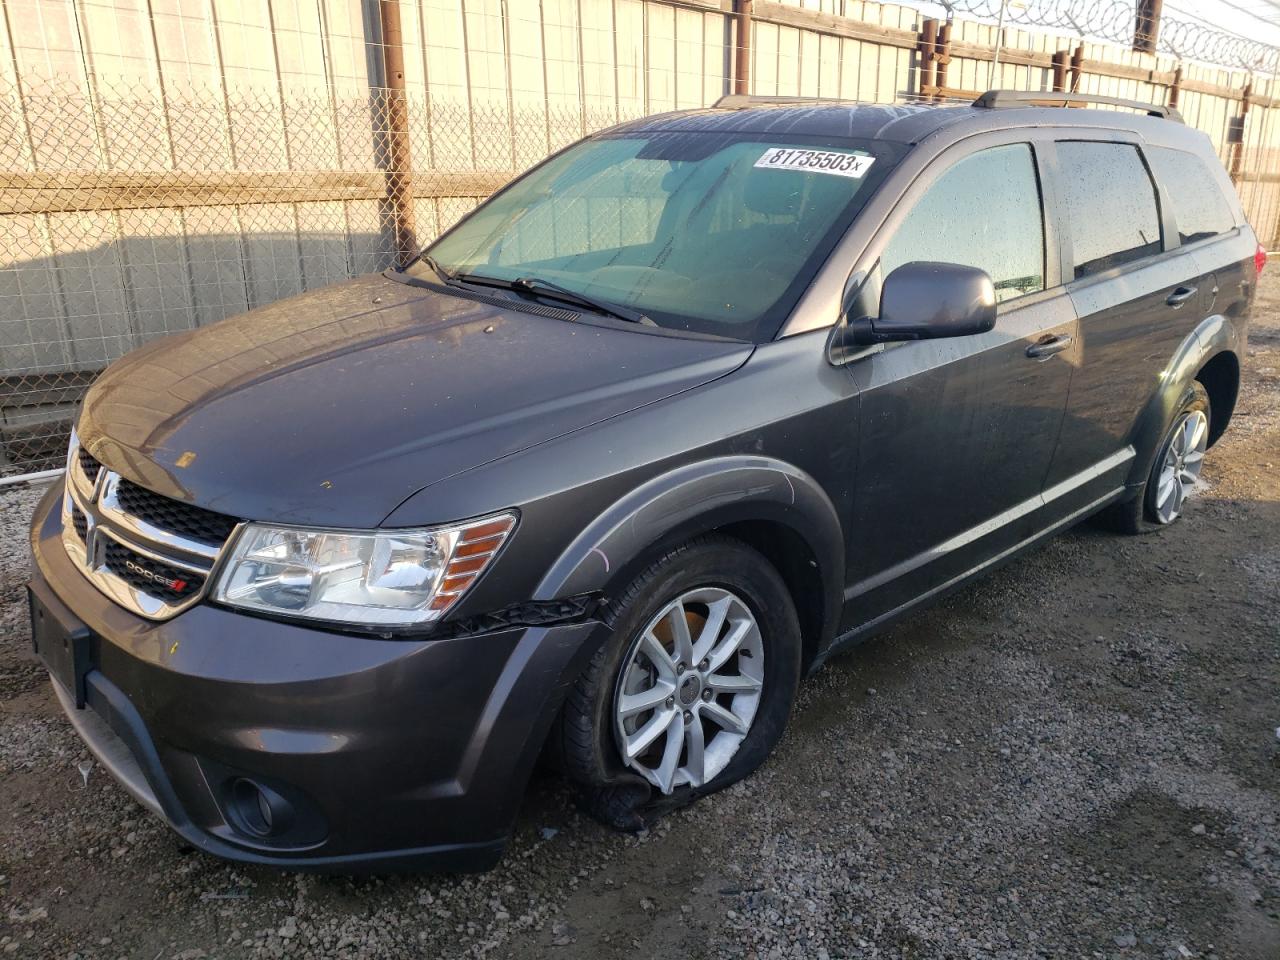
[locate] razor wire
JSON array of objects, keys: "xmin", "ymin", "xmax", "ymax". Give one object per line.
[{"xmin": 948, "ymin": 1, "xmax": 1280, "ymax": 71}]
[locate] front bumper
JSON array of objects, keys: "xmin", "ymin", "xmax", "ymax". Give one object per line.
[{"xmin": 29, "ymin": 481, "xmax": 602, "ymax": 872}]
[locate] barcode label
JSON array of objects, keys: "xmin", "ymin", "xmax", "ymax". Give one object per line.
[{"xmin": 753, "ymin": 147, "xmax": 876, "ymax": 179}]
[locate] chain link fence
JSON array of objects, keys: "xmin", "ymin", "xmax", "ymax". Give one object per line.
[
  {"xmin": 0, "ymin": 72, "xmax": 608, "ymax": 474},
  {"xmin": 4, "ymin": 0, "xmax": 1280, "ymax": 478}
]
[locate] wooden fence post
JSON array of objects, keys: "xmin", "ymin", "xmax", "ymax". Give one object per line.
[
  {"xmin": 1168, "ymin": 65, "xmax": 1182, "ymax": 111},
  {"xmin": 379, "ymin": 0, "xmax": 417, "ymax": 267},
  {"xmin": 918, "ymin": 18, "xmax": 938, "ymax": 100},
  {"xmin": 934, "ymin": 21, "xmax": 952, "ymax": 102},
  {"xmin": 1069, "ymin": 43, "xmax": 1084, "ymax": 93},
  {"xmin": 734, "ymin": 1, "xmax": 753, "ymax": 96}
]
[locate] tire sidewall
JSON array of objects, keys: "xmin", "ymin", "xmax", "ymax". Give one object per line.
[
  {"xmin": 582, "ymin": 538, "xmax": 802, "ymax": 802},
  {"xmin": 1141, "ymin": 384, "xmax": 1211, "ymax": 526}
]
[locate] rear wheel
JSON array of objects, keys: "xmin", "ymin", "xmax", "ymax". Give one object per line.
[
  {"xmin": 1150, "ymin": 405, "xmax": 1210, "ymax": 524},
  {"xmin": 555, "ymin": 536, "xmax": 801, "ymax": 830},
  {"xmin": 1107, "ymin": 381, "xmax": 1211, "ymax": 534}
]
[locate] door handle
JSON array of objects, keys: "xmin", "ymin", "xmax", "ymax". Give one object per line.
[
  {"xmin": 1026, "ymin": 334, "xmax": 1074, "ymax": 360},
  {"xmin": 1166, "ymin": 285, "xmax": 1197, "ymax": 307}
]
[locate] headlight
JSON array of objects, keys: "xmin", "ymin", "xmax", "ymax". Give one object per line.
[{"xmin": 212, "ymin": 513, "xmax": 516, "ymax": 627}]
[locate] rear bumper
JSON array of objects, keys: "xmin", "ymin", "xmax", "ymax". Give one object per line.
[{"xmin": 29, "ymin": 481, "xmax": 602, "ymax": 872}]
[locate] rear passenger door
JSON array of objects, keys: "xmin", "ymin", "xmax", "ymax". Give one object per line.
[
  {"xmin": 1144, "ymin": 142, "xmax": 1255, "ymax": 363},
  {"xmin": 1041, "ymin": 138, "xmax": 1203, "ymax": 517}
]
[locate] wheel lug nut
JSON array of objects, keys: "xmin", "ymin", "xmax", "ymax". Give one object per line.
[
  {"xmin": 665, "ymin": 696, "xmax": 675, "ymax": 708},
  {"xmin": 683, "ymin": 711, "xmax": 693, "ymax": 722},
  {"xmin": 698, "ymin": 659, "xmax": 709, "ymax": 671},
  {"xmin": 702, "ymin": 689, "xmax": 713, "ymax": 701},
  {"xmin": 677, "ymin": 662, "xmax": 687, "ymax": 673}
]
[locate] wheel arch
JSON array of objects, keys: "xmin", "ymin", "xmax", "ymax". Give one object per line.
[
  {"xmin": 1125, "ymin": 315, "xmax": 1242, "ymax": 488},
  {"xmin": 1194, "ymin": 349, "xmax": 1240, "ymax": 448},
  {"xmin": 533, "ymin": 456, "xmax": 845, "ymax": 668}
]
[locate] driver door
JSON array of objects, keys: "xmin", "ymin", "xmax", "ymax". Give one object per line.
[{"xmin": 842, "ymin": 139, "xmax": 1078, "ymax": 628}]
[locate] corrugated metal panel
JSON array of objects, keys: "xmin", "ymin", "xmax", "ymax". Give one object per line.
[{"xmin": 2, "ymin": 0, "xmax": 1278, "ymax": 474}]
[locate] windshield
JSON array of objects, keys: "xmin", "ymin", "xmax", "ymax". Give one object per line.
[{"xmin": 416, "ymin": 131, "xmax": 905, "ymax": 341}]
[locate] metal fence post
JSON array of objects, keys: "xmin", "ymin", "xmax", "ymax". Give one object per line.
[
  {"xmin": 1051, "ymin": 49, "xmax": 1068, "ymax": 92},
  {"xmin": 1230, "ymin": 82, "xmax": 1252, "ymax": 186},
  {"xmin": 991, "ymin": 1, "xmax": 1008, "ymax": 80},
  {"xmin": 379, "ymin": 0, "xmax": 418, "ymax": 267},
  {"xmin": 1251, "ymin": 59, "xmax": 1280, "ymax": 246},
  {"xmin": 1133, "ymin": 0, "xmax": 1163, "ymax": 55}
]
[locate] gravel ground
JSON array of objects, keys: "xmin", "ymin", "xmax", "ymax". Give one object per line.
[{"xmin": 1, "ymin": 277, "xmax": 1278, "ymax": 960}]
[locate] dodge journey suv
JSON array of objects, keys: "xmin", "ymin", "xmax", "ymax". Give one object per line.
[{"xmin": 28, "ymin": 90, "xmax": 1259, "ymax": 871}]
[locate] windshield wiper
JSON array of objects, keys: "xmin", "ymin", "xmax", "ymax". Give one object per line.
[
  {"xmin": 455, "ymin": 273, "xmax": 654, "ymax": 325},
  {"xmin": 420, "ymin": 255, "xmax": 469, "ymax": 290}
]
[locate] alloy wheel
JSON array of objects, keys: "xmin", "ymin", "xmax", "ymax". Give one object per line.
[
  {"xmin": 612, "ymin": 587, "xmax": 765, "ymax": 794},
  {"xmin": 1153, "ymin": 409, "xmax": 1209, "ymax": 524}
]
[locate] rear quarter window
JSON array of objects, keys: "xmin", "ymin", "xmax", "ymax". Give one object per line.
[
  {"xmin": 1056, "ymin": 141, "xmax": 1162, "ymax": 280},
  {"xmin": 1145, "ymin": 146, "xmax": 1236, "ymax": 244}
]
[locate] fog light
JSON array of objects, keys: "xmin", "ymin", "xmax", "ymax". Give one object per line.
[
  {"xmin": 255, "ymin": 787, "xmax": 273, "ymax": 829},
  {"xmin": 230, "ymin": 778, "xmax": 293, "ymax": 838}
]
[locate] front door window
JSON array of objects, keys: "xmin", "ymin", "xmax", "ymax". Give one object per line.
[{"xmin": 881, "ymin": 143, "xmax": 1046, "ymax": 302}]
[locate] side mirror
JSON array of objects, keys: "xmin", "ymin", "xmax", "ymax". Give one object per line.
[{"xmin": 844, "ymin": 261, "xmax": 997, "ymax": 347}]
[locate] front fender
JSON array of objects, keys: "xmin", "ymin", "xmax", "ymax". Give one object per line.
[
  {"xmin": 1124, "ymin": 313, "xmax": 1241, "ymax": 489},
  {"xmin": 532, "ymin": 455, "xmax": 845, "ymax": 644}
]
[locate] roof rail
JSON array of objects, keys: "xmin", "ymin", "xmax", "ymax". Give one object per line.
[
  {"xmin": 973, "ymin": 89, "xmax": 1183, "ymax": 122},
  {"xmin": 713, "ymin": 94, "xmax": 850, "ymax": 109}
]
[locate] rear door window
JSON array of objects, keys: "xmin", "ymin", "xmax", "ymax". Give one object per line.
[
  {"xmin": 1056, "ymin": 141, "xmax": 1162, "ymax": 279},
  {"xmin": 881, "ymin": 143, "xmax": 1045, "ymax": 302},
  {"xmin": 1145, "ymin": 146, "xmax": 1236, "ymax": 244}
]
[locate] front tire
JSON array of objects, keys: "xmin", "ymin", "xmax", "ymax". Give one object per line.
[{"xmin": 554, "ymin": 536, "xmax": 801, "ymax": 830}]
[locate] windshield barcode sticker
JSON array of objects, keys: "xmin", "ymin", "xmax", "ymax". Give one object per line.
[{"xmin": 754, "ymin": 148, "xmax": 876, "ymax": 179}]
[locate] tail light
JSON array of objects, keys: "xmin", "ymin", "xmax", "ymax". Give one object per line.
[{"xmin": 1256, "ymin": 242, "xmax": 1267, "ymax": 276}]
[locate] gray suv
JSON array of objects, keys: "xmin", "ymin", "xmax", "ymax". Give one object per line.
[{"xmin": 28, "ymin": 90, "xmax": 1259, "ymax": 872}]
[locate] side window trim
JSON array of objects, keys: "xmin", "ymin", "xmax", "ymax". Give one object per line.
[
  {"xmin": 1157, "ymin": 223, "xmax": 1242, "ymax": 256},
  {"xmin": 1033, "ymin": 138, "xmax": 1072, "ymax": 293},
  {"xmin": 1143, "ymin": 144, "xmax": 1179, "ymax": 255}
]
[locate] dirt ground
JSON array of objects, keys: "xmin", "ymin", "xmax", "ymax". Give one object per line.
[{"xmin": 1, "ymin": 272, "xmax": 1278, "ymax": 960}]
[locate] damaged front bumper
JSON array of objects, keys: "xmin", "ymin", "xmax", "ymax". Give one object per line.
[{"xmin": 28, "ymin": 481, "xmax": 603, "ymax": 872}]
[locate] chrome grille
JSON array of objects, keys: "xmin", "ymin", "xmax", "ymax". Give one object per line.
[
  {"xmin": 62, "ymin": 436, "xmax": 242, "ymax": 620},
  {"xmin": 115, "ymin": 477, "xmax": 238, "ymax": 546},
  {"xmin": 77, "ymin": 447, "xmax": 101, "ymax": 485},
  {"xmin": 101, "ymin": 538, "xmax": 206, "ymax": 603},
  {"xmin": 70, "ymin": 505, "xmax": 88, "ymax": 543}
]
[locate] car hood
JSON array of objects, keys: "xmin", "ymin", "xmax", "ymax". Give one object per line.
[{"xmin": 77, "ymin": 274, "xmax": 752, "ymax": 528}]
